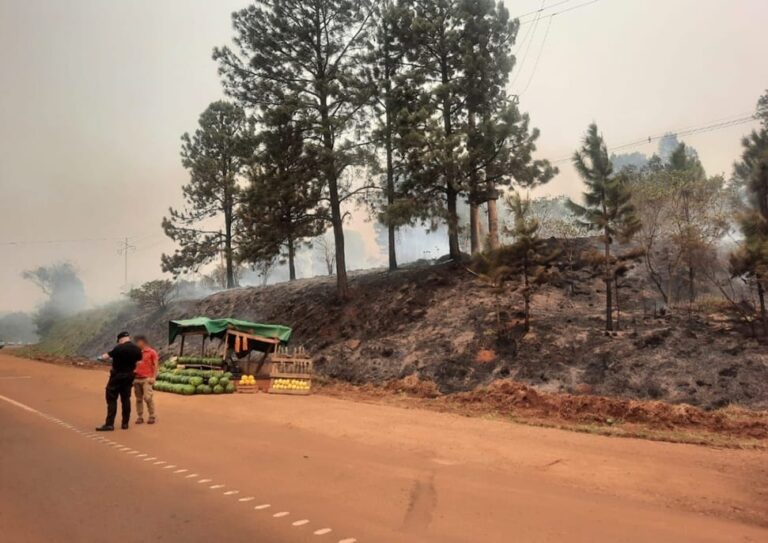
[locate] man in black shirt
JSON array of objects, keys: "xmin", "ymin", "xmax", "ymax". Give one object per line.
[{"xmin": 96, "ymin": 331, "xmax": 143, "ymax": 431}]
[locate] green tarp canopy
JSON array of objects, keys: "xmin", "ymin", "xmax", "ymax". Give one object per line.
[{"xmin": 168, "ymin": 317, "xmax": 292, "ymax": 346}]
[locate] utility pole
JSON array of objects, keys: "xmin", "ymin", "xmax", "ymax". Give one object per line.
[{"xmin": 117, "ymin": 237, "xmax": 136, "ymax": 289}]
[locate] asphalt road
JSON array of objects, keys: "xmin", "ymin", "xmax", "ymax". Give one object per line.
[{"xmin": 1, "ymin": 353, "xmax": 767, "ymax": 542}]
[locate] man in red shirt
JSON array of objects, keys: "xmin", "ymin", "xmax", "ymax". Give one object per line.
[{"xmin": 133, "ymin": 335, "xmax": 159, "ymax": 424}]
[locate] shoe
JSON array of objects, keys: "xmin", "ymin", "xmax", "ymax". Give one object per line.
[
  {"xmin": 121, "ymin": 422, "xmax": 130, "ymax": 430},
  {"xmin": 147, "ymin": 417, "xmax": 156, "ymax": 425},
  {"xmin": 95, "ymin": 424, "xmax": 114, "ymax": 432},
  {"xmin": 135, "ymin": 417, "xmax": 144, "ymax": 424}
]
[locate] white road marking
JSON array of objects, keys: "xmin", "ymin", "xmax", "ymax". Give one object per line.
[
  {"xmin": 210, "ymin": 484, "xmax": 225, "ymax": 490},
  {"xmin": 154, "ymin": 461, "xmax": 166, "ymax": 465},
  {"xmin": 186, "ymin": 473, "xmax": 199, "ymax": 478},
  {"xmin": 293, "ymin": 520, "xmax": 309, "ymax": 526},
  {"xmin": 254, "ymin": 504, "xmax": 271, "ymax": 510},
  {"xmin": 163, "ymin": 465, "xmax": 177, "ymax": 469},
  {"xmin": 174, "ymin": 469, "xmax": 188, "ymax": 474},
  {"xmin": 314, "ymin": 528, "xmax": 332, "ymax": 535},
  {"xmin": 128, "ymin": 451, "xmax": 140, "ymax": 455},
  {"xmin": 198, "ymin": 479, "xmax": 212, "ymax": 484},
  {"xmin": 144, "ymin": 457, "xmax": 157, "ymax": 462},
  {"xmin": 338, "ymin": 539, "xmax": 357, "ymax": 543},
  {"xmin": 238, "ymin": 497, "xmax": 255, "ymax": 502},
  {"xmin": 0, "ymin": 394, "xmax": 39, "ymax": 414},
  {"xmin": 273, "ymin": 512, "xmax": 290, "ymax": 518},
  {"xmin": 223, "ymin": 490, "xmax": 239, "ymax": 496},
  {"xmin": 137, "ymin": 454, "xmax": 147, "ymax": 458}
]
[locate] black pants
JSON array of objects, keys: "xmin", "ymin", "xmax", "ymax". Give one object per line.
[{"xmin": 105, "ymin": 372, "xmax": 134, "ymax": 426}]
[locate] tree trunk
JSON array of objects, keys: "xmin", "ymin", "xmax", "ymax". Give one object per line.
[
  {"xmin": 441, "ymin": 57, "xmax": 460, "ymax": 261},
  {"xmin": 487, "ymin": 193, "xmax": 499, "ymax": 251},
  {"xmin": 523, "ymin": 257, "xmax": 530, "ymax": 333},
  {"xmin": 446, "ymin": 185, "xmax": 460, "ymax": 260},
  {"xmin": 467, "ymin": 111, "xmax": 481, "ymax": 255},
  {"xmin": 385, "ymin": 105, "xmax": 397, "ymax": 271},
  {"xmin": 224, "ymin": 200, "xmax": 235, "ymax": 289},
  {"xmin": 469, "ymin": 203, "xmax": 481, "ymax": 255},
  {"xmin": 287, "ymin": 238, "xmax": 296, "ymax": 281},
  {"xmin": 604, "ymin": 229, "xmax": 613, "ymax": 332},
  {"xmin": 757, "ymin": 276, "xmax": 767, "ymax": 336},
  {"xmin": 614, "ymin": 277, "xmax": 621, "ymax": 331},
  {"xmin": 688, "ymin": 261, "xmax": 695, "ymax": 315},
  {"xmin": 319, "ymin": 89, "xmax": 348, "ymax": 299}
]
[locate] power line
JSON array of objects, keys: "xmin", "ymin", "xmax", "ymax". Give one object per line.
[
  {"xmin": 551, "ymin": 114, "xmax": 758, "ymax": 165},
  {"xmin": 0, "ymin": 237, "xmax": 113, "ymax": 246},
  {"xmin": 519, "ymin": 0, "xmax": 601, "ymax": 26},
  {"xmin": 518, "ymin": 15, "xmax": 554, "ymax": 96},
  {"xmin": 510, "ymin": 0, "xmax": 547, "ymax": 89},
  {"xmin": 515, "ymin": 0, "xmax": 574, "ymax": 21}
]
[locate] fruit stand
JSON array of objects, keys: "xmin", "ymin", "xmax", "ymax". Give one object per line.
[{"xmin": 165, "ymin": 317, "xmax": 313, "ymax": 396}]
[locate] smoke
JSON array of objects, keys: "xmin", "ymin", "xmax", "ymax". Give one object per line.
[
  {"xmin": 0, "ymin": 312, "xmax": 38, "ymax": 344},
  {"xmin": 22, "ymin": 262, "xmax": 87, "ymax": 338}
]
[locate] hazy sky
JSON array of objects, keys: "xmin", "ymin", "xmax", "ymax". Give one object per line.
[{"xmin": 1, "ymin": 0, "xmax": 767, "ymax": 312}]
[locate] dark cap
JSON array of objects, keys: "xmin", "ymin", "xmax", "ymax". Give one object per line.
[{"xmin": 116, "ymin": 331, "xmax": 130, "ymax": 340}]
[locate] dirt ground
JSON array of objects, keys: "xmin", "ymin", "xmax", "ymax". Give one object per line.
[
  {"xmin": 16, "ymin": 349, "xmax": 768, "ymax": 447},
  {"xmin": 2, "ymin": 353, "xmax": 768, "ymax": 542}
]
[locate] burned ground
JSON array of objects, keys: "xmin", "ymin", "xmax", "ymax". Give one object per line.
[{"xmin": 69, "ymin": 241, "xmax": 768, "ymax": 411}]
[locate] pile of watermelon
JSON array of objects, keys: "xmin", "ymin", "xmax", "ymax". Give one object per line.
[
  {"xmin": 154, "ymin": 367, "xmax": 236, "ymax": 395},
  {"xmin": 176, "ymin": 356, "xmax": 224, "ymax": 367}
]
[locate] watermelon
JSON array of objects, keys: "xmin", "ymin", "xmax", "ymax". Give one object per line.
[
  {"xmin": 195, "ymin": 384, "xmax": 207, "ymax": 394},
  {"xmin": 201, "ymin": 385, "xmax": 213, "ymax": 394},
  {"xmin": 219, "ymin": 377, "xmax": 230, "ymax": 388},
  {"xmin": 225, "ymin": 382, "xmax": 236, "ymax": 394},
  {"xmin": 213, "ymin": 385, "xmax": 224, "ymax": 394},
  {"xmin": 182, "ymin": 384, "xmax": 195, "ymax": 395},
  {"xmin": 208, "ymin": 376, "xmax": 220, "ymax": 387},
  {"xmin": 223, "ymin": 372, "xmax": 233, "ymax": 379},
  {"xmin": 189, "ymin": 376, "xmax": 203, "ymax": 387}
]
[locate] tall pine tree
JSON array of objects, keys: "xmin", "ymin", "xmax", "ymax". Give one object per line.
[
  {"xmin": 731, "ymin": 90, "xmax": 768, "ymax": 334},
  {"xmin": 162, "ymin": 101, "xmax": 255, "ymax": 289},
  {"xmin": 215, "ymin": 0, "xmax": 374, "ymax": 299},
  {"xmin": 238, "ymin": 104, "xmax": 326, "ymax": 281},
  {"xmin": 567, "ymin": 124, "xmax": 640, "ymax": 331}
]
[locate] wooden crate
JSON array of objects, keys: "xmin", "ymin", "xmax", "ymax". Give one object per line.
[{"xmin": 236, "ymin": 380, "xmax": 257, "ymax": 394}]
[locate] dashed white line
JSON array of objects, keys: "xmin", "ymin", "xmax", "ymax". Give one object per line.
[
  {"xmin": 338, "ymin": 539, "xmax": 357, "ymax": 543},
  {"xmin": 223, "ymin": 490, "xmax": 239, "ymax": 496},
  {"xmin": 162, "ymin": 465, "xmax": 177, "ymax": 469},
  {"xmin": 143, "ymin": 457, "xmax": 156, "ymax": 462},
  {"xmin": 154, "ymin": 461, "xmax": 166, "ymax": 465},
  {"xmin": 254, "ymin": 504, "xmax": 271, "ymax": 510},
  {"xmin": 185, "ymin": 473, "xmax": 199, "ymax": 478},
  {"xmin": 198, "ymin": 478, "xmax": 212, "ymax": 484},
  {"xmin": 314, "ymin": 528, "xmax": 332, "ymax": 535},
  {"xmin": 292, "ymin": 519, "xmax": 309, "ymax": 526},
  {"xmin": 273, "ymin": 512, "xmax": 290, "ymax": 518},
  {"xmin": 137, "ymin": 454, "xmax": 147, "ymax": 458},
  {"xmin": 174, "ymin": 469, "xmax": 188, "ymax": 474},
  {"xmin": 210, "ymin": 484, "xmax": 225, "ymax": 490},
  {"xmin": 128, "ymin": 451, "xmax": 140, "ymax": 455},
  {"xmin": 238, "ymin": 497, "xmax": 255, "ymax": 502}
]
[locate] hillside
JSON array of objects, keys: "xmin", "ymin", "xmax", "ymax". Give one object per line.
[{"xmin": 39, "ymin": 244, "xmax": 768, "ymax": 411}]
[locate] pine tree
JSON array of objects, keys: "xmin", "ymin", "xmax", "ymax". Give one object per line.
[
  {"xmin": 505, "ymin": 192, "xmax": 559, "ymax": 333},
  {"xmin": 567, "ymin": 124, "xmax": 641, "ymax": 332},
  {"xmin": 162, "ymin": 101, "xmax": 255, "ymax": 289},
  {"xmin": 214, "ymin": 0, "xmax": 375, "ymax": 299},
  {"xmin": 731, "ymin": 90, "xmax": 768, "ymax": 334},
  {"xmin": 238, "ymin": 104, "xmax": 326, "ymax": 281},
  {"xmin": 404, "ymin": 0, "xmax": 466, "ymax": 259},
  {"xmin": 364, "ymin": 0, "xmax": 412, "ymax": 271}
]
